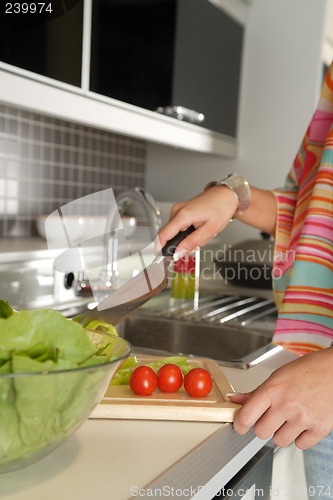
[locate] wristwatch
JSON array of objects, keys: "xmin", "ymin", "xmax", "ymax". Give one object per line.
[{"xmin": 204, "ymin": 173, "xmax": 251, "ymax": 214}]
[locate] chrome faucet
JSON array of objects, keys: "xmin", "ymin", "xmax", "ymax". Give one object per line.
[
  {"xmin": 106, "ymin": 187, "xmax": 162, "ymax": 241},
  {"xmin": 103, "ymin": 187, "xmax": 162, "ymax": 288},
  {"xmin": 74, "ymin": 187, "xmax": 162, "ymax": 297}
]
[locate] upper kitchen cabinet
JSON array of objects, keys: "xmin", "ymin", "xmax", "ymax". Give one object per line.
[
  {"xmin": 90, "ymin": 0, "xmax": 244, "ymax": 139},
  {"xmin": 0, "ymin": 0, "xmax": 249, "ymax": 156},
  {"xmin": 0, "ymin": 0, "xmax": 83, "ymax": 86}
]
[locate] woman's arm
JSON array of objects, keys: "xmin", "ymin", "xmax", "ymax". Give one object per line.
[
  {"xmin": 236, "ymin": 186, "xmax": 277, "ymax": 234},
  {"xmin": 158, "ymin": 184, "xmax": 278, "ymax": 255}
]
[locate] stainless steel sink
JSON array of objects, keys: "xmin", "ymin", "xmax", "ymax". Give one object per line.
[
  {"xmin": 118, "ymin": 314, "xmax": 275, "ymax": 368},
  {"xmin": 114, "ymin": 289, "xmax": 279, "ymax": 368}
]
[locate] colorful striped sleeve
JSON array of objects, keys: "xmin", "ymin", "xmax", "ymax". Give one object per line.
[{"xmin": 271, "ymin": 64, "xmax": 333, "ymax": 355}]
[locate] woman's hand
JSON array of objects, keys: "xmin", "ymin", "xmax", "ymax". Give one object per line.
[
  {"xmin": 157, "ymin": 184, "xmax": 277, "ymax": 256},
  {"xmin": 229, "ymin": 347, "xmax": 333, "ymax": 449},
  {"xmin": 158, "ymin": 186, "xmax": 238, "ymax": 256}
]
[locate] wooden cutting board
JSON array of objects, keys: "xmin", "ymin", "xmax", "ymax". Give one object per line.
[{"xmin": 90, "ymin": 355, "xmax": 240, "ymax": 422}]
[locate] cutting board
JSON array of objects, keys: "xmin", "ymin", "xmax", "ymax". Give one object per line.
[{"xmin": 90, "ymin": 355, "xmax": 240, "ymax": 422}]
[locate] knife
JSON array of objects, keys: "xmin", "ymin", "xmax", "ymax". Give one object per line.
[{"xmin": 74, "ymin": 225, "xmax": 195, "ymax": 327}]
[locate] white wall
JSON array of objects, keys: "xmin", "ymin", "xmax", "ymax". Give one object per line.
[{"xmin": 146, "ymin": 0, "xmax": 328, "ymax": 245}]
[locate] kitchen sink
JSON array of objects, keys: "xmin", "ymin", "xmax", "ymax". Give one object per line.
[
  {"xmin": 118, "ymin": 314, "xmax": 275, "ymax": 369},
  {"xmin": 115, "ymin": 290, "xmax": 278, "ymax": 368}
]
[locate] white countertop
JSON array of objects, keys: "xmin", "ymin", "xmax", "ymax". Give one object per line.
[
  {"xmin": 0, "ymin": 238, "xmax": 49, "ymax": 255},
  {"xmin": 0, "ymin": 348, "xmax": 298, "ymax": 500},
  {"xmin": 0, "ymin": 238, "xmax": 63, "ymax": 266}
]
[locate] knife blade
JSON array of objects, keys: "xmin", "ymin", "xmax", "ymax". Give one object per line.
[{"xmin": 74, "ymin": 225, "xmax": 195, "ymax": 327}]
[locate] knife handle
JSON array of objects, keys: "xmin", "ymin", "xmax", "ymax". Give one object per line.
[{"xmin": 162, "ymin": 225, "xmax": 196, "ymax": 257}]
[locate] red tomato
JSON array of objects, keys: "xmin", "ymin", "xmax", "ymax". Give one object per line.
[
  {"xmin": 130, "ymin": 366, "xmax": 157, "ymax": 396},
  {"xmin": 157, "ymin": 364, "xmax": 183, "ymax": 393},
  {"xmin": 184, "ymin": 368, "xmax": 213, "ymax": 397}
]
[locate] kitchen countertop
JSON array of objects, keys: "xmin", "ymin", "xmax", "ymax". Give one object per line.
[
  {"xmin": 0, "ymin": 238, "xmax": 48, "ymax": 253},
  {"xmin": 0, "ymin": 348, "xmax": 298, "ymax": 500},
  {"xmin": 0, "ymin": 238, "xmax": 62, "ymax": 264}
]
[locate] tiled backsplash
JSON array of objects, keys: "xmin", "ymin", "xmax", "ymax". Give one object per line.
[{"xmin": 0, "ymin": 103, "xmax": 146, "ymax": 237}]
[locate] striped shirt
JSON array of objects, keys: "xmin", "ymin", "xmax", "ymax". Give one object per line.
[{"xmin": 272, "ymin": 63, "xmax": 333, "ymax": 355}]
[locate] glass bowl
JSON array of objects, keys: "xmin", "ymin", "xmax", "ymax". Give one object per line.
[{"xmin": 0, "ymin": 330, "xmax": 132, "ymax": 474}]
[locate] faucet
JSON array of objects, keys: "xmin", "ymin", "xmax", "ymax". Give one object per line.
[
  {"xmin": 74, "ymin": 187, "xmax": 162, "ymax": 297},
  {"xmin": 106, "ymin": 187, "xmax": 162, "ymax": 241},
  {"xmin": 103, "ymin": 187, "xmax": 162, "ymax": 288}
]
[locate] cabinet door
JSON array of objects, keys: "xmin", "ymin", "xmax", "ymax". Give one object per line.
[
  {"xmin": 173, "ymin": 0, "xmax": 244, "ymax": 138},
  {"xmin": 0, "ymin": 0, "xmax": 83, "ymax": 87},
  {"xmin": 90, "ymin": 0, "xmax": 176, "ymax": 111},
  {"xmin": 90, "ymin": 0, "xmax": 244, "ymax": 138}
]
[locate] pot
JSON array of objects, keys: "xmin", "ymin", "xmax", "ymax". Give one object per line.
[{"xmin": 214, "ymin": 232, "xmax": 274, "ymax": 289}]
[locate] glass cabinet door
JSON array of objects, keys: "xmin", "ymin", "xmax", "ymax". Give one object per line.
[
  {"xmin": 90, "ymin": 0, "xmax": 176, "ymax": 112},
  {"xmin": 0, "ymin": 0, "xmax": 83, "ymax": 87}
]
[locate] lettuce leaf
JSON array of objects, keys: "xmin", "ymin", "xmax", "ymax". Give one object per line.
[
  {"xmin": 0, "ymin": 306, "xmax": 116, "ymax": 468},
  {"xmin": 0, "ymin": 300, "xmax": 14, "ymax": 319},
  {"xmin": 0, "ymin": 309, "xmax": 97, "ymax": 367}
]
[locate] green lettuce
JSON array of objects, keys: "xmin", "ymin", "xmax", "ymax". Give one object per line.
[
  {"xmin": 0, "ymin": 302, "xmax": 117, "ymax": 469},
  {"xmin": 0, "ymin": 300, "xmax": 14, "ymax": 319}
]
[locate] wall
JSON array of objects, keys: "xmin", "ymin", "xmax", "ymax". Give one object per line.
[
  {"xmin": 0, "ymin": 104, "xmax": 146, "ymax": 238},
  {"xmin": 146, "ymin": 0, "xmax": 328, "ymax": 245}
]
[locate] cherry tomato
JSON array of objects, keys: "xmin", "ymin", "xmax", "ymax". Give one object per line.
[
  {"xmin": 130, "ymin": 366, "xmax": 157, "ymax": 396},
  {"xmin": 157, "ymin": 364, "xmax": 183, "ymax": 393},
  {"xmin": 184, "ymin": 368, "xmax": 213, "ymax": 397}
]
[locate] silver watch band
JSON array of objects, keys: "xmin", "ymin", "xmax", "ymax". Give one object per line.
[{"xmin": 204, "ymin": 173, "xmax": 251, "ymax": 214}]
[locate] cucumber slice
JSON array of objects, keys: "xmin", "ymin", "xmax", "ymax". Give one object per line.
[{"xmin": 85, "ymin": 320, "xmax": 118, "ymax": 336}]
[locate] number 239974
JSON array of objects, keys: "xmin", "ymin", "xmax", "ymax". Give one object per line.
[{"xmin": 5, "ymin": 3, "xmax": 53, "ymax": 14}]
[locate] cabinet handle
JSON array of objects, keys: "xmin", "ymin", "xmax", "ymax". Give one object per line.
[{"xmin": 156, "ymin": 106, "xmax": 205, "ymax": 124}]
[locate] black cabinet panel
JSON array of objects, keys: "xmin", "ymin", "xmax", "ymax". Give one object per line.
[
  {"xmin": 90, "ymin": 0, "xmax": 176, "ymax": 111},
  {"xmin": 90, "ymin": 0, "xmax": 244, "ymax": 137},
  {"xmin": 173, "ymin": 0, "xmax": 243, "ymax": 137},
  {"xmin": 0, "ymin": 0, "xmax": 83, "ymax": 87}
]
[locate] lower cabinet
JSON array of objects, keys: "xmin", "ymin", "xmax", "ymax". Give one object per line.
[
  {"xmin": 212, "ymin": 443, "xmax": 308, "ymax": 500},
  {"xmin": 212, "ymin": 446, "xmax": 273, "ymax": 499}
]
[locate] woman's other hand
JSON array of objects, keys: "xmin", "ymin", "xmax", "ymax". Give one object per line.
[{"xmin": 229, "ymin": 347, "xmax": 333, "ymax": 449}]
